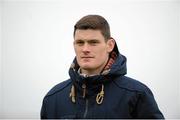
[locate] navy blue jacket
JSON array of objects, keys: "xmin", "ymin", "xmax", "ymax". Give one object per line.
[{"xmin": 41, "ymin": 44, "xmax": 164, "ymax": 119}]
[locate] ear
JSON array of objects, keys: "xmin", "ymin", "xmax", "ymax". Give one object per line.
[{"xmin": 106, "ymin": 38, "xmax": 115, "ymax": 53}]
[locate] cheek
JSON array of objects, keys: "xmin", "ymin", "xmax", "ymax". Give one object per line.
[
  {"xmin": 98, "ymin": 47, "xmax": 108, "ymax": 55},
  {"xmin": 74, "ymin": 47, "xmax": 80, "ymax": 55},
  {"xmin": 95, "ymin": 49, "xmax": 108, "ymax": 60},
  {"xmin": 74, "ymin": 48, "xmax": 83, "ymax": 61}
]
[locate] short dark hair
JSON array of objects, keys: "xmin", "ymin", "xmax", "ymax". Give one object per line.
[{"xmin": 73, "ymin": 15, "xmax": 111, "ymax": 41}]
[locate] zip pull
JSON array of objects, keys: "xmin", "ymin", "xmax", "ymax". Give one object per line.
[
  {"xmin": 96, "ymin": 84, "xmax": 104, "ymax": 105},
  {"xmin": 82, "ymin": 84, "xmax": 86, "ymax": 98}
]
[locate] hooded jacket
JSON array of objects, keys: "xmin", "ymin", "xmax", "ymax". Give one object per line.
[{"xmin": 41, "ymin": 42, "xmax": 164, "ymax": 119}]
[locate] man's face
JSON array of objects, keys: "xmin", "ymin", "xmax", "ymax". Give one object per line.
[{"xmin": 74, "ymin": 29, "xmax": 114, "ymax": 75}]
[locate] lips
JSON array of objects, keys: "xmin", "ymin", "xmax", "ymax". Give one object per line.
[
  {"xmin": 81, "ymin": 56, "xmax": 94, "ymax": 58},
  {"xmin": 82, "ymin": 57, "xmax": 93, "ymax": 58},
  {"xmin": 81, "ymin": 56, "xmax": 94, "ymax": 61}
]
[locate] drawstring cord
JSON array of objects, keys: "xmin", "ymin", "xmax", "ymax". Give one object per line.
[
  {"xmin": 82, "ymin": 84, "xmax": 86, "ymax": 98},
  {"xmin": 69, "ymin": 84, "xmax": 104, "ymax": 105},
  {"xmin": 69, "ymin": 85, "xmax": 76, "ymax": 103},
  {"xmin": 96, "ymin": 84, "xmax": 104, "ymax": 105}
]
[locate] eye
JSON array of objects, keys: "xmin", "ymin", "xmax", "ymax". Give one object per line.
[
  {"xmin": 89, "ymin": 40, "xmax": 99, "ymax": 45},
  {"xmin": 75, "ymin": 40, "xmax": 84, "ymax": 46}
]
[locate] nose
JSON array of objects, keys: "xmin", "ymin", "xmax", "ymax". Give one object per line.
[{"xmin": 82, "ymin": 43, "xmax": 90, "ymax": 53}]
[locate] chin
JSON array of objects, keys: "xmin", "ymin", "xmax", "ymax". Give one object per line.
[
  {"xmin": 81, "ymin": 66, "xmax": 92, "ymax": 70},
  {"xmin": 80, "ymin": 64, "xmax": 94, "ymax": 70}
]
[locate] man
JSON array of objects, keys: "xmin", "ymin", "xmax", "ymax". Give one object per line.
[{"xmin": 41, "ymin": 15, "xmax": 164, "ymax": 119}]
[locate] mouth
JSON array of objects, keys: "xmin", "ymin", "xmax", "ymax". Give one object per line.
[
  {"xmin": 81, "ymin": 56, "xmax": 94, "ymax": 61},
  {"xmin": 81, "ymin": 56, "xmax": 94, "ymax": 59}
]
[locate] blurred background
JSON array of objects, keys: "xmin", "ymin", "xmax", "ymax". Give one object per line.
[{"xmin": 0, "ymin": 0, "xmax": 179, "ymax": 118}]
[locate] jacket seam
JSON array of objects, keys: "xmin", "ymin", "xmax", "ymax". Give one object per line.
[{"xmin": 112, "ymin": 80, "xmax": 145, "ymax": 94}]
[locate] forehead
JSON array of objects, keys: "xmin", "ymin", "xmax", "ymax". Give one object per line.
[{"xmin": 74, "ymin": 29, "xmax": 104, "ymax": 40}]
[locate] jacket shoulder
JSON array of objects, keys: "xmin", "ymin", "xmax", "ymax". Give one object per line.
[
  {"xmin": 114, "ymin": 76, "xmax": 151, "ymax": 93},
  {"xmin": 45, "ymin": 79, "xmax": 71, "ymax": 97},
  {"xmin": 113, "ymin": 76, "xmax": 164, "ymax": 118}
]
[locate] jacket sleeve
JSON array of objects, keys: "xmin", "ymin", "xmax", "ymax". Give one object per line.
[
  {"xmin": 40, "ymin": 97, "xmax": 47, "ymax": 119},
  {"xmin": 134, "ymin": 87, "xmax": 164, "ymax": 119}
]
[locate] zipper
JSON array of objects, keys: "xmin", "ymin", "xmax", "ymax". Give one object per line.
[
  {"xmin": 82, "ymin": 83, "xmax": 89, "ymax": 118},
  {"xmin": 82, "ymin": 84, "xmax": 86, "ymax": 98},
  {"xmin": 83, "ymin": 99, "xmax": 89, "ymax": 118}
]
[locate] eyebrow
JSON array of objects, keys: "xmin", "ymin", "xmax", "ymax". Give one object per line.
[{"xmin": 75, "ymin": 39, "xmax": 99, "ymax": 42}]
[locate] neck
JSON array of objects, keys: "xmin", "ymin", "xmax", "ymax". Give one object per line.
[{"xmin": 80, "ymin": 69, "xmax": 101, "ymax": 76}]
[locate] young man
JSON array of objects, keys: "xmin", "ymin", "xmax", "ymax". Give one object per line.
[{"xmin": 41, "ymin": 15, "xmax": 164, "ymax": 119}]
